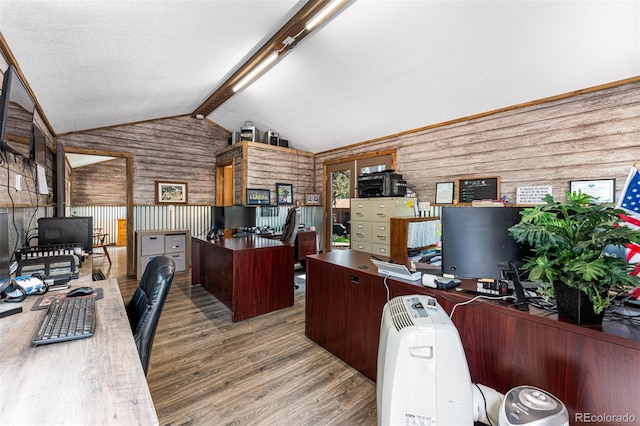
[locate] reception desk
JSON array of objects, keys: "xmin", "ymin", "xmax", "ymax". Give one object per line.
[
  {"xmin": 0, "ymin": 275, "xmax": 158, "ymax": 425},
  {"xmin": 306, "ymin": 250, "xmax": 640, "ymax": 424},
  {"xmin": 191, "ymin": 236, "xmax": 294, "ymax": 322}
]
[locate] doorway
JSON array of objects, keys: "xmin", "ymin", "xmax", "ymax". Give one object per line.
[
  {"xmin": 322, "ymin": 151, "xmax": 395, "ymax": 252},
  {"xmin": 215, "ymin": 159, "xmax": 235, "ymax": 206},
  {"xmin": 59, "ymin": 146, "xmax": 134, "ymax": 276}
]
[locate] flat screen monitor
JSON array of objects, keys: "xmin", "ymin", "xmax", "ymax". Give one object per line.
[
  {"xmin": 37, "ymin": 216, "xmax": 94, "ymax": 253},
  {"xmin": 0, "ymin": 212, "xmax": 10, "ymax": 294},
  {"xmin": 212, "ymin": 206, "xmax": 225, "ymax": 229},
  {"xmin": 441, "ymin": 207, "xmax": 529, "ymax": 280},
  {"xmin": 224, "ymin": 206, "xmax": 256, "ymax": 229},
  {"xmin": 1, "ymin": 64, "xmax": 35, "ymax": 154}
]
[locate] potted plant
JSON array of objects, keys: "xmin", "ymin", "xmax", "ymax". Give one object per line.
[{"xmin": 508, "ymin": 191, "xmax": 640, "ymax": 324}]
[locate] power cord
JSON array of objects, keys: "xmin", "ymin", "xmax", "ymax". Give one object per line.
[{"xmin": 449, "ymin": 294, "xmax": 507, "ymax": 319}]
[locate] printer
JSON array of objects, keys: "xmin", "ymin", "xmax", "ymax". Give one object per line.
[{"xmin": 357, "ymin": 170, "xmax": 407, "ymax": 198}]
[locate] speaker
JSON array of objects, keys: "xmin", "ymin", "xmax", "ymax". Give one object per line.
[
  {"xmin": 279, "ymin": 139, "xmax": 289, "ymax": 148},
  {"xmin": 228, "ymin": 131, "xmax": 241, "ymax": 145}
]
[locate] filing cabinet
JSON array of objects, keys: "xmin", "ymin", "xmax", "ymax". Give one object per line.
[
  {"xmin": 350, "ymin": 197, "xmax": 415, "ymax": 256},
  {"xmin": 136, "ymin": 229, "xmax": 190, "ymax": 279}
]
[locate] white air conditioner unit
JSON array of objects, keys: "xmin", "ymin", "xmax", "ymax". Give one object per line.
[
  {"xmin": 377, "ymin": 295, "xmax": 570, "ymax": 426},
  {"xmin": 377, "ymin": 295, "xmax": 474, "ymax": 425}
]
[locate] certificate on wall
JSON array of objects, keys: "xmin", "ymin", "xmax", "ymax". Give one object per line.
[
  {"xmin": 435, "ymin": 182, "xmax": 454, "ymax": 204},
  {"xmin": 569, "ymin": 179, "xmax": 615, "ymax": 203}
]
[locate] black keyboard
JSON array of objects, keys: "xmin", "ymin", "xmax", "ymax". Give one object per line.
[{"xmin": 33, "ymin": 297, "xmax": 96, "ymax": 345}]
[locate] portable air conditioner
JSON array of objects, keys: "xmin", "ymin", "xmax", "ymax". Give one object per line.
[
  {"xmin": 377, "ymin": 296, "xmax": 570, "ymax": 426},
  {"xmin": 377, "ymin": 295, "xmax": 474, "ymax": 425}
]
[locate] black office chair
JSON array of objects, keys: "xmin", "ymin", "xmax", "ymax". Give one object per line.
[
  {"xmin": 281, "ymin": 207, "xmax": 300, "ymax": 288},
  {"xmin": 125, "ymin": 255, "xmax": 175, "ymax": 375},
  {"xmin": 281, "ymin": 206, "xmax": 300, "ymax": 244}
]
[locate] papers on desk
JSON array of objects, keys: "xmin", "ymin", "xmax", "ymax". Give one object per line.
[
  {"xmin": 407, "ymin": 220, "xmax": 441, "ymax": 249},
  {"xmin": 371, "ymin": 259, "xmax": 422, "ymax": 281}
]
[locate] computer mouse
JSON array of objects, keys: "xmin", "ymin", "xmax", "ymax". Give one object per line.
[{"xmin": 67, "ymin": 286, "xmax": 95, "ymax": 297}]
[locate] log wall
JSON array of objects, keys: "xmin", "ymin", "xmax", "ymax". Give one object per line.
[
  {"xmin": 58, "ymin": 116, "xmax": 229, "ymax": 205},
  {"xmin": 70, "ymin": 157, "xmax": 127, "ymax": 206},
  {"xmin": 315, "ymin": 80, "xmax": 640, "ymax": 204}
]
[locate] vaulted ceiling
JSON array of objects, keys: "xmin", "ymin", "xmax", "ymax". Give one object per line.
[{"xmin": 1, "ymin": 1, "xmax": 638, "ymax": 154}]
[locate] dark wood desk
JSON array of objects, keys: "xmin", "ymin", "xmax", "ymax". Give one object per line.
[
  {"xmin": 294, "ymin": 230, "xmax": 317, "ymax": 265},
  {"xmin": 191, "ymin": 236, "xmax": 294, "ymax": 322},
  {"xmin": 306, "ymin": 250, "xmax": 640, "ymax": 424}
]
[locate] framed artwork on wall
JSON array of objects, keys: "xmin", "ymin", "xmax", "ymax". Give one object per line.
[
  {"xmin": 435, "ymin": 182, "xmax": 455, "ymax": 204},
  {"xmin": 305, "ymin": 192, "xmax": 322, "ymax": 206},
  {"xmin": 155, "ymin": 181, "xmax": 188, "ymax": 204},
  {"xmin": 247, "ymin": 188, "xmax": 271, "ymax": 205},
  {"xmin": 276, "ymin": 183, "xmax": 293, "ymax": 205}
]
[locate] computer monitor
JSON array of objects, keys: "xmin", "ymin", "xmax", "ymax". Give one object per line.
[
  {"xmin": 212, "ymin": 206, "xmax": 225, "ymax": 229},
  {"xmin": 37, "ymin": 216, "xmax": 94, "ymax": 253},
  {"xmin": 224, "ymin": 206, "xmax": 256, "ymax": 229},
  {"xmin": 441, "ymin": 207, "xmax": 530, "ymax": 280},
  {"xmin": 0, "ymin": 212, "xmax": 10, "ymax": 294}
]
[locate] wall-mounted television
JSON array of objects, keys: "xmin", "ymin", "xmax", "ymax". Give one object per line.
[
  {"xmin": 0, "ymin": 64, "xmax": 35, "ymax": 156},
  {"xmin": 30, "ymin": 124, "xmax": 47, "ymax": 165}
]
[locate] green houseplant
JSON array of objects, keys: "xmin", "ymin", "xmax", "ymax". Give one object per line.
[{"xmin": 508, "ymin": 191, "xmax": 640, "ymax": 324}]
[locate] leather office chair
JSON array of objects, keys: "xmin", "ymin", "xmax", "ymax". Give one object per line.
[
  {"xmin": 125, "ymin": 255, "xmax": 175, "ymax": 375},
  {"xmin": 281, "ymin": 206, "xmax": 300, "ymax": 244},
  {"xmin": 281, "ymin": 207, "xmax": 300, "ymax": 288}
]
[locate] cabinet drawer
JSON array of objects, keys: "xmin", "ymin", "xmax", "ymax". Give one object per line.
[
  {"xmin": 351, "ymin": 199, "xmax": 371, "ymax": 220},
  {"xmin": 371, "ymin": 222, "xmax": 390, "ymax": 244},
  {"xmin": 352, "ymin": 242, "xmax": 371, "ymax": 253},
  {"xmin": 141, "ymin": 235, "xmax": 164, "ymax": 255},
  {"xmin": 372, "ymin": 197, "xmax": 415, "ymax": 219},
  {"xmin": 371, "ymin": 243, "xmax": 390, "ymax": 256},
  {"xmin": 165, "ymin": 233, "xmax": 186, "ymax": 253},
  {"xmin": 165, "ymin": 252, "xmax": 186, "ymax": 272},
  {"xmin": 351, "ymin": 221, "xmax": 371, "ymax": 242}
]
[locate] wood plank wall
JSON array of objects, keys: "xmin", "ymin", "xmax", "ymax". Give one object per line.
[
  {"xmin": 58, "ymin": 116, "xmax": 229, "ymax": 205},
  {"xmin": 315, "ymin": 80, "xmax": 640, "ymax": 204},
  {"xmin": 246, "ymin": 142, "xmax": 315, "ymax": 205},
  {"xmin": 70, "ymin": 157, "xmax": 127, "ymax": 205}
]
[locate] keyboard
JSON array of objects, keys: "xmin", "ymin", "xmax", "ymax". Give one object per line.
[{"xmin": 33, "ymin": 297, "xmax": 96, "ymax": 346}]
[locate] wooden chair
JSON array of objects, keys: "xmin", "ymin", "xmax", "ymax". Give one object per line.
[{"xmin": 93, "ymin": 228, "xmax": 112, "ymax": 264}]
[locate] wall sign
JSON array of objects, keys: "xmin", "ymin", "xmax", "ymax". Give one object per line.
[{"xmin": 456, "ymin": 177, "xmax": 500, "ymax": 203}]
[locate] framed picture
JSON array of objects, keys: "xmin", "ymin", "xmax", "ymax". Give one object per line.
[
  {"xmin": 570, "ymin": 178, "xmax": 615, "ymax": 203},
  {"xmin": 435, "ymin": 182, "xmax": 455, "ymax": 204},
  {"xmin": 247, "ymin": 188, "xmax": 271, "ymax": 205},
  {"xmin": 305, "ymin": 192, "xmax": 322, "ymax": 206},
  {"xmin": 155, "ymin": 181, "xmax": 188, "ymax": 204},
  {"xmin": 276, "ymin": 183, "xmax": 294, "ymax": 205}
]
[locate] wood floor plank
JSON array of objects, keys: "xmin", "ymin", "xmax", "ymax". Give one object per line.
[{"xmin": 97, "ymin": 247, "xmax": 377, "ymax": 425}]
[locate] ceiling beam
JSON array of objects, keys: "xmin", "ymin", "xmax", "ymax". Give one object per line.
[{"xmin": 192, "ymin": 0, "xmax": 348, "ymax": 118}]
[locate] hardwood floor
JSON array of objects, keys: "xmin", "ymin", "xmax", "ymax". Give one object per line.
[{"xmin": 95, "ymin": 247, "xmax": 377, "ymax": 426}]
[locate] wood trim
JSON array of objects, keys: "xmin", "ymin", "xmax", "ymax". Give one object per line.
[
  {"xmin": 322, "ymin": 148, "xmax": 396, "ymax": 166},
  {"xmin": 316, "ymin": 76, "xmax": 640, "ymax": 157},
  {"xmin": 215, "ymin": 140, "xmax": 315, "ymax": 157},
  {"xmin": 193, "ymin": 0, "xmax": 349, "ymax": 117}
]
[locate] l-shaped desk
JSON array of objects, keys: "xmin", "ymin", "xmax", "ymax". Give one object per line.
[{"xmin": 305, "ymin": 250, "xmax": 640, "ymax": 424}]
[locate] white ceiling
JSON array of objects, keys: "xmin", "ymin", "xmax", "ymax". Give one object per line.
[{"xmin": 1, "ymin": 1, "xmax": 639, "ymax": 154}]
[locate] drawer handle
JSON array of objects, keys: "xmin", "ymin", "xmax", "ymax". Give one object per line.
[
  {"xmin": 350, "ymin": 275, "xmax": 360, "ymax": 284},
  {"xmin": 149, "ymin": 237, "xmax": 158, "ymax": 240},
  {"xmin": 377, "ymin": 235, "xmax": 387, "ymax": 240},
  {"xmin": 376, "ymin": 213, "xmax": 386, "ymax": 217},
  {"xmin": 356, "ymin": 233, "xmax": 365, "ymax": 237}
]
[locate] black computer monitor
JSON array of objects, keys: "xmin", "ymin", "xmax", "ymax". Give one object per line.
[
  {"xmin": 441, "ymin": 207, "xmax": 530, "ymax": 280},
  {"xmin": 212, "ymin": 206, "xmax": 225, "ymax": 229},
  {"xmin": 37, "ymin": 216, "xmax": 94, "ymax": 253},
  {"xmin": 224, "ymin": 206, "xmax": 256, "ymax": 229},
  {"xmin": 0, "ymin": 212, "xmax": 10, "ymax": 294}
]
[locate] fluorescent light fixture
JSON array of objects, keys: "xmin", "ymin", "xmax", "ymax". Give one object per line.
[
  {"xmin": 305, "ymin": 0, "xmax": 345, "ymax": 31},
  {"xmin": 232, "ymin": 52, "xmax": 279, "ymax": 93}
]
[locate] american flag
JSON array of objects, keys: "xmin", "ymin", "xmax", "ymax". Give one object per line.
[{"xmin": 617, "ymin": 165, "xmax": 640, "ymax": 276}]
